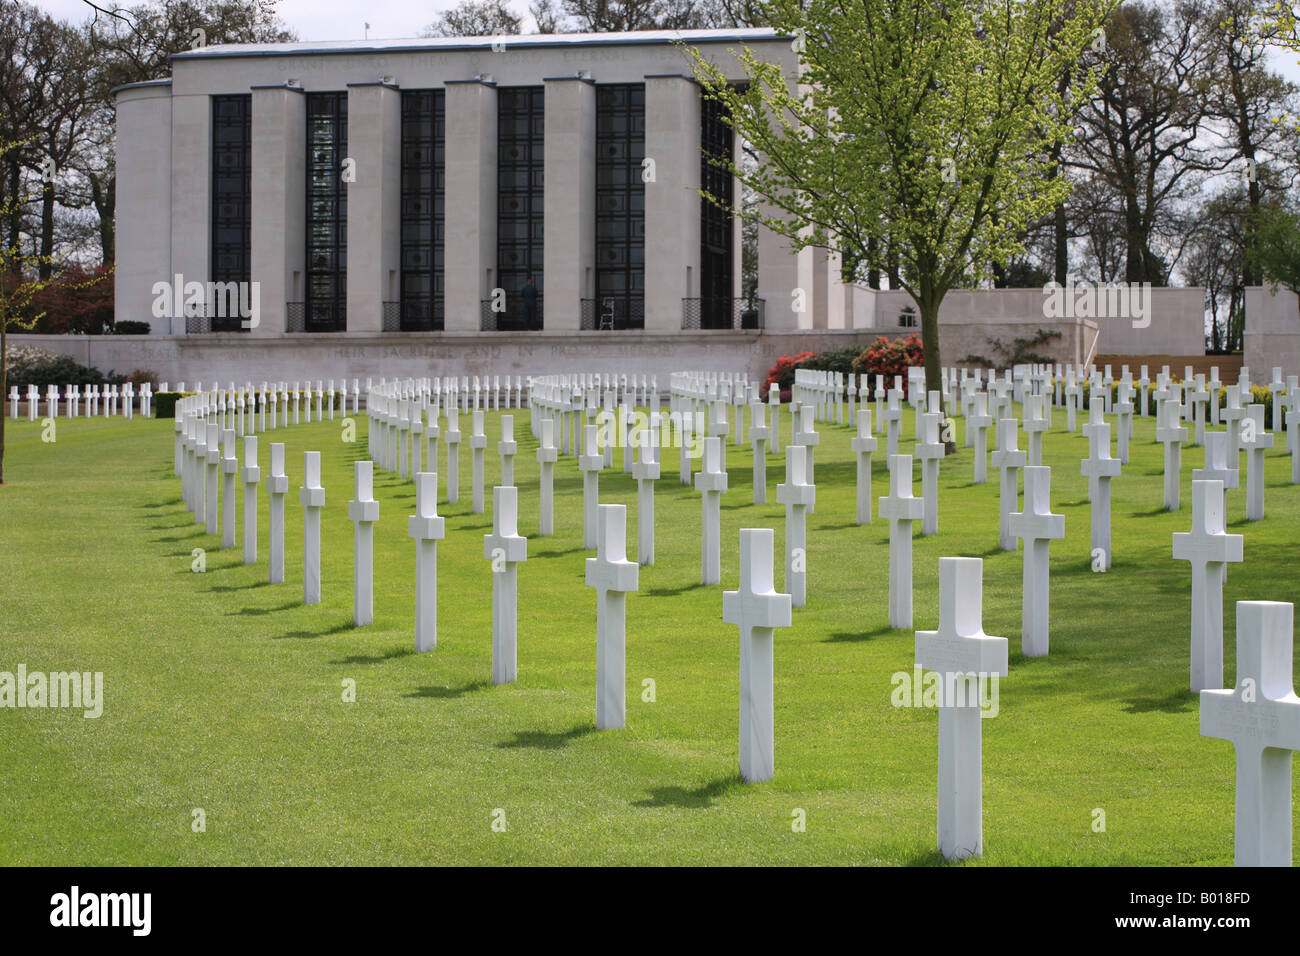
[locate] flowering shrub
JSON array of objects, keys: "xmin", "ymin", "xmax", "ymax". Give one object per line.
[
  {"xmin": 761, "ymin": 350, "xmax": 816, "ymax": 400},
  {"xmin": 851, "ymin": 334, "xmax": 925, "ymax": 397}
]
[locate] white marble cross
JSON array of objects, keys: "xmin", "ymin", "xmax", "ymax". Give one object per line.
[
  {"xmin": 1201, "ymin": 601, "xmax": 1300, "ymax": 866},
  {"xmin": 879, "ymin": 454, "xmax": 925, "ymax": 629},
  {"xmin": 749, "ymin": 397, "xmax": 771, "ymax": 505},
  {"xmin": 1173, "ymin": 480, "xmax": 1243, "ymax": 692},
  {"xmin": 632, "ymin": 414, "xmax": 661, "ymax": 566},
  {"xmin": 1156, "ymin": 398, "xmax": 1188, "ymax": 511},
  {"xmin": 1193, "ymin": 430, "xmax": 1238, "ymax": 490},
  {"xmin": 580, "ymin": 423, "xmax": 605, "ymax": 550},
  {"xmin": 241, "ymin": 436, "xmax": 260, "ymax": 566},
  {"xmin": 1081, "ymin": 421, "xmax": 1121, "ymax": 567},
  {"xmin": 1222, "ymin": 385, "xmax": 1245, "ymax": 463},
  {"xmin": 695, "ymin": 435, "xmax": 729, "ymax": 586},
  {"xmin": 990, "ymin": 418, "xmax": 1026, "ymax": 552},
  {"xmin": 1189, "ymin": 377, "xmax": 1209, "ymax": 446},
  {"xmin": 793, "ymin": 404, "xmax": 819, "ymax": 493},
  {"xmin": 968, "ymin": 393, "xmax": 993, "ymax": 484},
  {"xmin": 485, "ymin": 485, "xmax": 528, "ymax": 685},
  {"xmin": 1023, "ymin": 393, "xmax": 1048, "ymax": 467},
  {"xmin": 587, "ymin": 504, "xmax": 638, "ymax": 730},
  {"xmin": 776, "ymin": 444, "xmax": 815, "ymax": 608},
  {"xmin": 204, "ymin": 423, "xmax": 221, "ymax": 536},
  {"xmin": 537, "ymin": 417, "xmax": 558, "ymax": 536},
  {"xmin": 915, "ymin": 557, "xmax": 1009, "ymax": 860},
  {"xmin": 1009, "ymin": 466, "xmax": 1065, "ymax": 657},
  {"xmin": 1240, "ymin": 405, "xmax": 1273, "ymax": 521},
  {"xmin": 498, "ymin": 414, "xmax": 517, "ymax": 487},
  {"xmin": 766, "ymin": 387, "xmax": 780, "ymax": 452},
  {"xmin": 469, "ymin": 409, "xmax": 487, "ymax": 514},
  {"xmin": 348, "ymin": 461, "xmax": 380, "ymax": 627},
  {"xmin": 267, "ymin": 442, "xmax": 288, "ymax": 584},
  {"xmin": 444, "ymin": 408, "xmax": 462, "ymax": 504},
  {"xmin": 299, "ymin": 451, "xmax": 326, "ymax": 605},
  {"xmin": 915, "ymin": 409, "xmax": 944, "ymax": 535},
  {"xmin": 409, "ymin": 471, "xmax": 446, "ymax": 652},
  {"xmin": 884, "ymin": 388, "xmax": 904, "ymax": 458},
  {"xmin": 220, "ymin": 428, "xmax": 238, "ymax": 549},
  {"xmin": 724, "ymin": 528, "xmax": 793, "ymax": 784},
  {"xmin": 851, "ymin": 410, "xmax": 878, "ymax": 525},
  {"xmin": 1114, "ymin": 382, "xmax": 1134, "ymax": 464}
]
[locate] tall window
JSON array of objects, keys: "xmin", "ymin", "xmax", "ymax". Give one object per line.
[
  {"xmin": 400, "ymin": 90, "xmax": 445, "ymax": 331},
  {"xmin": 593, "ymin": 84, "xmax": 645, "ymax": 330},
  {"xmin": 699, "ymin": 93, "xmax": 734, "ymax": 328},
  {"xmin": 305, "ymin": 92, "xmax": 348, "ymax": 332},
  {"xmin": 495, "ymin": 86, "xmax": 544, "ymax": 330},
  {"xmin": 210, "ymin": 94, "xmax": 251, "ymax": 333}
]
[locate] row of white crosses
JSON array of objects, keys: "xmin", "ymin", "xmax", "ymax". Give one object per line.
[{"xmin": 9, "ymin": 382, "xmax": 154, "ymax": 421}]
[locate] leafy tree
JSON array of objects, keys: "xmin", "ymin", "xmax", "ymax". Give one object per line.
[
  {"xmin": 688, "ymin": 0, "xmax": 1114, "ymax": 447},
  {"xmin": 1246, "ymin": 203, "xmax": 1300, "ymax": 316},
  {"xmin": 423, "ymin": 0, "xmax": 523, "ymax": 36}
]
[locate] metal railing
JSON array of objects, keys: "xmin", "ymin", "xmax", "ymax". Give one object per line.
[
  {"xmin": 480, "ymin": 296, "xmax": 543, "ymax": 331},
  {"xmin": 681, "ymin": 297, "xmax": 765, "ymax": 330},
  {"xmin": 580, "ymin": 297, "xmax": 645, "ymax": 330},
  {"xmin": 288, "ymin": 300, "xmax": 346, "ymax": 333}
]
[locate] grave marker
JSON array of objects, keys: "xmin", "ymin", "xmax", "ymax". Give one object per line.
[
  {"xmin": 409, "ymin": 472, "xmax": 446, "ymax": 652},
  {"xmin": 1009, "ymin": 466, "xmax": 1065, "ymax": 657},
  {"xmin": 485, "ymin": 486, "xmax": 528, "ymax": 685},
  {"xmin": 348, "ymin": 461, "xmax": 380, "ymax": 626},
  {"xmin": 587, "ymin": 504, "xmax": 638, "ymax": 730},
  {"xmin": 1173, "ymin": 480, "xmax": 1243, "ymax": 692}
]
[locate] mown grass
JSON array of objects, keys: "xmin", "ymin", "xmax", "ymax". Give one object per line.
[{"xmin": 0, "ymin": 398, "xmax": 1296, "ymax": 865}]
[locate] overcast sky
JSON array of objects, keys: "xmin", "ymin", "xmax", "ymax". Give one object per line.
[{"xmin": 27, "ymin": 0, "xmax": 1300, "ymax": 85}]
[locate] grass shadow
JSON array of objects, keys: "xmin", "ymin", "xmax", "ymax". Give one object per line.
[
  {"xmin": 824, "ymin": 625, "xmax": 895, "ymax": 643},
  {"xmin": 633, "ymin": 775, "xmax": 744, "ymax": 809},
  {"xmin": 646, "ymin": 582, "xmax": 708, "ymax": 598},
  {"xmin": 273, "ymin": 620, "xmax": 355, "ymax": 639},
  {"xmin": 229, "ymin": 601, "xmax": 301, "ymax": 616},
  {"xmin": 1122, "ymin": 689, "xmax": 1196, "ymax": 714},
  {"xmin": 496, "ymin": 724, "xmax": 595, "ymax": 750},
  {"xmin": 405, "ymin": 679, "xmax": 491, "ymax": 699},
  {"xmin": 336, "ymin": 647, "xmax": 416, "ymax": 665},
  {"xmin": 205, "ymin": 581, "xmax": 272, "ymax": 593}
]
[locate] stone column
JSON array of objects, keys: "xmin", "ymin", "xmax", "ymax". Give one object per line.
[
  {"xmin": 345, "ymin": 82, "xmax": 402, "ymax": 334},
  {"xmin": 114, "ymin": 82, "xmax": 172, "ymax": 334},
  {"xmin": 643, "ymin": 74, "xmax": 700, "ymax": 333},
  {"xmin": 444, "ymin": 78, "xmax": 498, "ymax": 332},
  {"xmin": 171, "ymin": 90, "xmax": 211, "ymax": 332},
  {"xmin": 250, "ymin": 83, "xmax": 306, "ymax": 336},
  {"xmin": 543, "ymin": 76, "xmax": 596, "ymax": 332},
  {"xmin": 757, "ymin": 199, "xmax": 800, "ymax": 331}
]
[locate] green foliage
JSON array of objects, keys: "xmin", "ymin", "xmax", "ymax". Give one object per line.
[
  {"xmin": 1247, "ymin": 205, "xmax": 1300, "ymax": 303},
  {"xmin": 799, "ymin": 347, "xmax": 863, "ymax": 377},
  {"xmin": 761, "ymin": 350, "xmax": 815, "ymax": 400},
  {"xmin": 153, "ymin": 392, "xmax": 193, "ymax": 419},
  {"xmin": 4, "ymin": 354, "xmax": 110, "ymax": 390},
  {"xmin": 113, "ymin": 321, "xmax": 151, "ymax": 335},
  {"xmin": 850, "ymin": 335, "xmax": 924, "ymax": 396},
  {"xmin": 961, "ymin": 329, "xmax": 1063, "ymax": 369}
]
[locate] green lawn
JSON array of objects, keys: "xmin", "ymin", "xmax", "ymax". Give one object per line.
[{"xmin": 1, "ymin": 398, "xmax": 1296, "ymax": 865}]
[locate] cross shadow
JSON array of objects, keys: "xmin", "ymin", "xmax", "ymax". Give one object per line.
[
  {"xmin": 646, "ymin": 582, "xmax": 707, "ymax": 598},
  {"xmin": 532, "ymin": 546, "xmax": 586, "ymax": 558},
  {"xmin": 229, "ymin": 601, "xmax": 300, "ymax": 616},
  {"xmin": 273, "ymin": 620, "xmax": 354, "ymax": 639},
  {"xmin": 205, "ymin": 581, "xmax": 272, "ymax": 593},
  {"xmin": 1128, "ymin": 507, "xmax": 1173, "ymax": 518},
  {"xmin": 824, "ymin": 625, "xmax": 894, "ymax": 643},
  {"xmin": 902, "ymin": 847, "xmax": 959, "ymax": 866},
  {"xmin": 405, "ymin": 679, "xmax": 491, "ymax": 699},
  {"xmin": 1122, "ymin": 689, "xmax": 1196, "ymax": 714},
  {"xmin": 335, "ymin": 647, "xmax": 415, "ymax": 665},
  {"xmin": 496, "ymin": 724, "xmax": 595, "ymax": 750},
  {"xmin": 633, "ymin": 775, "xmax": 743, "ymax": 809}
]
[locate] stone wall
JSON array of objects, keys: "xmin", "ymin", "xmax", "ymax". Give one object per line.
[{"xmin": 1244, "ymin": 286, "xmax": 1300, "ymax": 379}]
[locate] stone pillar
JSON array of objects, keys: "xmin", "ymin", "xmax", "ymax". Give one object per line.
[
  {"xmin": 444, "ymin": 78, "xmax": 497, "ymax": 332},
  {"xmin": 756, "ymin": 201, "xmax": 800, "ymax": 331},
  {"xmin": 171, "ymin": 91, "xmax": 211, "ymax": 331},
  {"xmin": 346, "ymin": 82, "xmax": 402, "ymax": 334},
  {"xmin": 643, "ymin": 74, "xmax": 700, "ymax": 333},
  {"xmin": 113, "ymin": 81, "xmax": 173, "ymax": 334},
  {"xmin": 799, "ymin": 245, "xmax": 831, "ymax": 329},
  {"xmin": 543, "ymin": 77, "xmax": 596, "ymax": 332},
  {"xmin": 250, "ymin": 84, "xmax": 306, "ymax": 336}
]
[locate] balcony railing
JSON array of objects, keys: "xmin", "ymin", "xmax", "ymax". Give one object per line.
[
  {"xmin": 288, "ymin": 300, "xmax": 346, "ymax": 333},
  {"xmin": 580, "ymin": 297, "xmax": 645, "ymax": 330},
  {"xmin": 183, "ymin": 301, "xmax": 250, "ymax": 334},
  {"xmin": 480, "ymin": 295, "xmax": 543, "ymax": 332},
  {"xmin": 381, "ymin": 300, "xmax": 446, "ymax": 332},
  {"xmin": 681, "ymin": 297, "xmax": 765, "ymax": 330}
]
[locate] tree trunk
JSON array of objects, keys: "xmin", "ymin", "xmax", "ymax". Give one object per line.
[
  {"xmin": 917, "ymin": 294, "xmax": 953, "ymax": 454},
  {"xmin": 90, "ymin": 172, "xmax": 115, "ymax": 265},
  {"xmin": 1054, "ymin": 199, "xmax": 1068, "ymax": 285},
  {"xmin": 1, "ymin": 318, "xmax": 7, "ymax": 485},
  {"xmin": 39, "ymin": 179, "xmax": 54, "ymax": 280}
]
